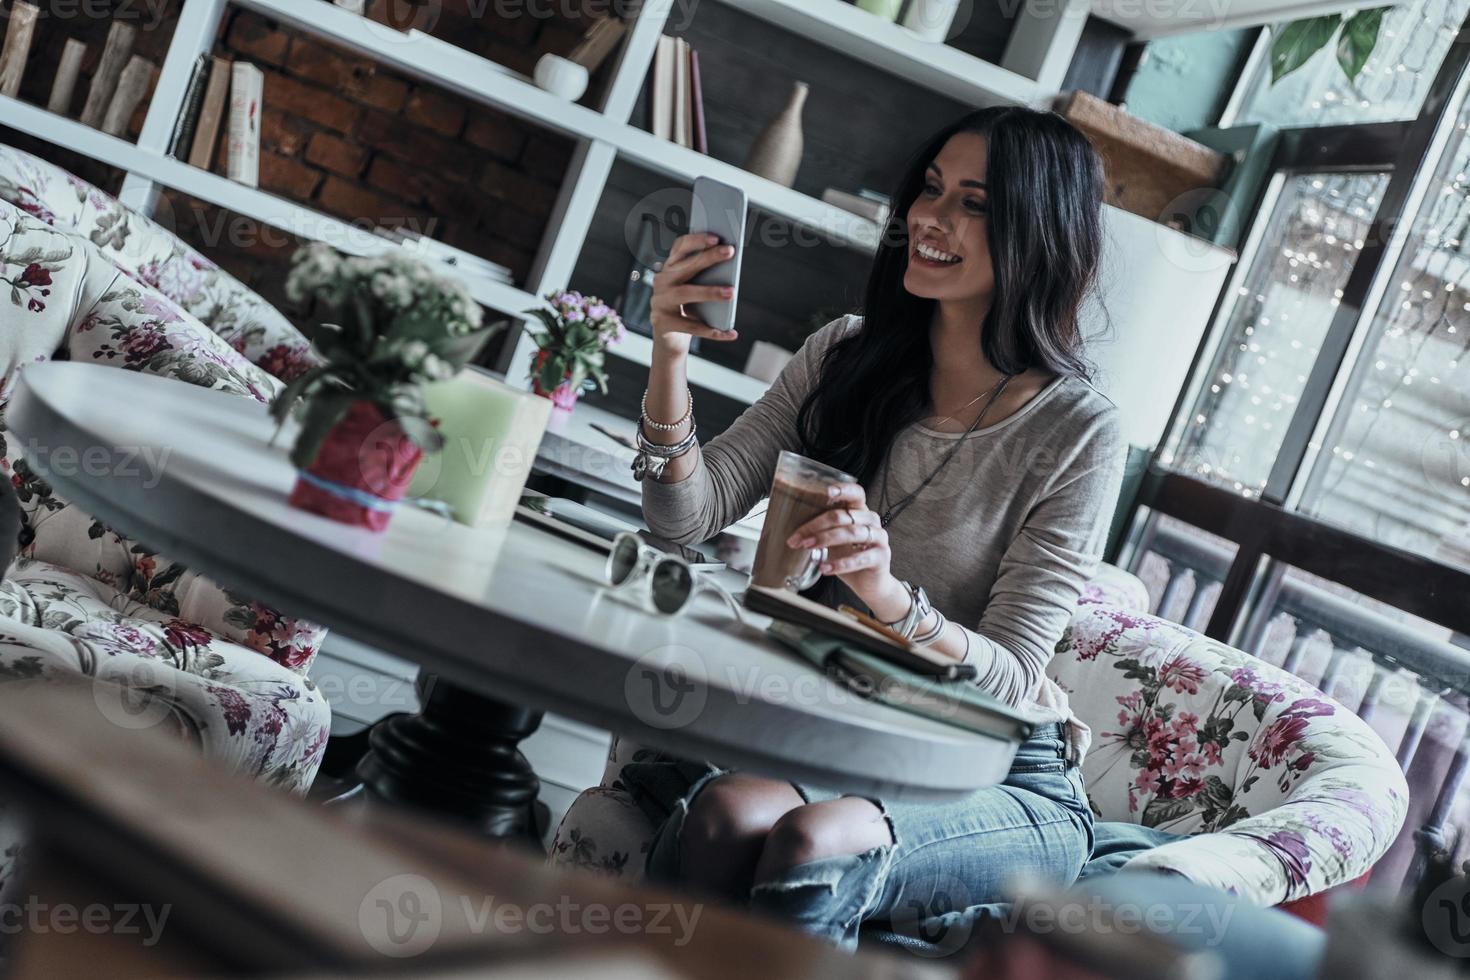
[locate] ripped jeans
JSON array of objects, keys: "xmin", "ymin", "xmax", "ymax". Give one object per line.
[{"xmin": 643, "ymin": 724, "xmax": 1094, "ymax": 951}]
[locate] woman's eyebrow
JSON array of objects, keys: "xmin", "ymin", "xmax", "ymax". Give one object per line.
[{"xmin": 927, "ymin": 162, "xmax": 987, "ymax": 190}]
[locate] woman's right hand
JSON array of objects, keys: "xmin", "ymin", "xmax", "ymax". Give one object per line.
[{"xmin": 650, "ymin": 233, "xmax": 741, "ymax": 358}]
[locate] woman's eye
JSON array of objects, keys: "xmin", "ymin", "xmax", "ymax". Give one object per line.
[
  {"xmin": 923, "ymin": 183, "xmax": 941, "ymax": 196},
  {"xmin": 966, "ymin": 199, "xmax": 988, "ymax": 214}
]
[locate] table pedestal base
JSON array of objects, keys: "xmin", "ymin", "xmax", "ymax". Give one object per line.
[{"xmin": 354, "ymin": 673, "xmax": 544, "ymax": 847}]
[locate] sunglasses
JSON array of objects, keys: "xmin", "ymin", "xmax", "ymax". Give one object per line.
[{"xmin": 604, "ymin": 532, "xmax": 745, "ymax": 621}]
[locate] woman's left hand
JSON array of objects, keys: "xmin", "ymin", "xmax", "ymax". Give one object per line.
[{"xmin": 786, "ymin": 483, "xmax": 908, "ymax": 620}]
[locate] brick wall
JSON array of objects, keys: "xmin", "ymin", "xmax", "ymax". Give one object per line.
[
  {"xmin": 208, "ymin": 1, "xmax": 583, "ymax": 289},
  {"xmin": 3, "ymin": 0, "xmax": 600, "ymax": 353}
]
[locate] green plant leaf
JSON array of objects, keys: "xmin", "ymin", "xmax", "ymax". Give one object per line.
[
  {"xmin": 1269, "ymin": 15, "xmax": 1342, "ymax": 84},
  {"xmin": 290, "ymin": 393, "xmax": 358, "ymax": 470},
  {"xmin": 437, "ymin": 328, "xmax": 494, "ymax": 372},
  {"xmin": 392, "ymin": 412, "xmax": 444, "ymax": 453},
  {"xmin": 270, "ymin": 372, "xmax": 315, "ymax": 425},
  {"xmin": 1337, "ymin": 6, "xmax": 1387, "ymax": 81},
  {"xmin": 539, "ymin": 356, "xmax": 566, "ymax": 393}
]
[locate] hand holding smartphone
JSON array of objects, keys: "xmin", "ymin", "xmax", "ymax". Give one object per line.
[{"xmin": 686, "ymin": 176, "xmax": 748, "ymax": 333}]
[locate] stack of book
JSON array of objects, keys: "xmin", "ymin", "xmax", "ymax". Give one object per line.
[
  {"xmin": 821, "ymin": 188, "xmax": 891, "ymax": 226},
  {"xmin": 375, "ymin": 227, "xmax": 515, "ymax": 287},
  {"xmin": 168, "ymin": 55, "xmax": 263, "ymax": 189},
  {"xmin": 649, "ymin": 35, "xmax": 706, "ymax": 154}
]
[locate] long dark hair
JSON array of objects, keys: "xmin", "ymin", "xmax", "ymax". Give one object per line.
[{"xmin": 796, "ymin": 106, "xmax": 1108, "ymax": 485}]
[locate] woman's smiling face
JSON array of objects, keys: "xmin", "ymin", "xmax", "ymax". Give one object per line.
[{"xmin": 903, "ymin": 131, "xmax": 994, "ymax": 304}]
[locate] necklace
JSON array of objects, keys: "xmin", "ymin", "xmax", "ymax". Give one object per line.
[
  {"xmin": 926, "ymin": 377, "xmax": 1006, "ymax": 431},
  {"xmin": 879, "ymin": 373, "xmax": 1014, "ymax": 529}
]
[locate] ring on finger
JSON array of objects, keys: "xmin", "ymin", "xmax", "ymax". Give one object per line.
[{"xmin": 864, "ymin": 524, "xmax": 874, "ymax": 543}]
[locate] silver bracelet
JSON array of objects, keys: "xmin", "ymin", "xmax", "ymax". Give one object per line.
[
  {"xmin": 641, "ymin": 387, "xmax": 693, "ymax": 433},
  {"xmin": 632, "ymin": 421, "xmax": 697, "ymax": 481},
  {"xmin": 914, "ymin": 608, "xmax": 947, "ymax": 646},
  {"xmin": 883, "ymin": 582, "xmax": 931, "ymax": 641}
]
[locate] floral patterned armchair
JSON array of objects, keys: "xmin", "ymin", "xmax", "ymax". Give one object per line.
[
  {"xmin": 0, "ymin": 152, "xmax": 332, "ymax": 893},
  {"xmin": 549, "ymin": 564, "xmax": 1408, "ymax": 916}
]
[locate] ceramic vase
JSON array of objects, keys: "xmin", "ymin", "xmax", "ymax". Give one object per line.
[
  {"xmin": 745, "ymin": 81, "xmax": 808, "ymax": 188},
  {"xmin": 288, "ymin": 401, "xmax": 423, "ymax": 533},
  {"xmin": 534, "ymin": 53, "xmax": 589, "ymax": 101},
  {"xmin": 530, "ymin": 350, "xmax": 582, "ymax": 421}
]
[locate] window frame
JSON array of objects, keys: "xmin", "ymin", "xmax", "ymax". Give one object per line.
[{"xmin": 1116, "ymin": 13, "xmax": 1470, "ymax": 650}]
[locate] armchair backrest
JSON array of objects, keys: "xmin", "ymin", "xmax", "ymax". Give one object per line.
[
  {"xmin": 0, "ymin": 196, "xmax": 326, "ymax": 674},
  {"xmin": 0, "ymin": 145, "xmax": 317, "ymax": 382},
  {"xmin": 1050, "ymin": 600, "xmax": 1406, "ymax": 839}
]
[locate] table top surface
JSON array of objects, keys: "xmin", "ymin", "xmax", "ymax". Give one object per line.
[{"xmin": 8, "ymin": 363, "xmax": 1018, "ymax": 799}]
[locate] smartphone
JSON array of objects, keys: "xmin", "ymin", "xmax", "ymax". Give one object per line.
[
  {"xmin": 516, "ymin": 493, "xmax": 725, "ymax": 571},
  {"xmin": 688, "ymin": 176, "xmax": 748, "ymax": 332}
]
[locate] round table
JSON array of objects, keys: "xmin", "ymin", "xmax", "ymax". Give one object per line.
[{"xmin": 8, "ymin": 363, "xmax": 1018, "ymax": 839}]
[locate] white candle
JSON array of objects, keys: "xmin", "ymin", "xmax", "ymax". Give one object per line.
[{"xmin": 408, "ymin": 368, "xmax": 551, "ymax": 528}]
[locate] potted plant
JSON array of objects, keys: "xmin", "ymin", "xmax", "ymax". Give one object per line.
[
  {"xmin": 271, "ymin": 243, "xmax": 496, "ymax": 532},
  {"xmin": 524, "ymin": 290, "xmax": 626, "ymax": 418}
]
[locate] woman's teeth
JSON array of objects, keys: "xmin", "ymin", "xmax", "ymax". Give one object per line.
[{"xmin": 916, "ymin": 243, "xmax": 961, "ymax": 264}]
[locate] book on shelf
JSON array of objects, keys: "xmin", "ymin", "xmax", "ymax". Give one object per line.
[
  {"xmin": 651, "ymin": 35, "xmax": 674, "ymax": 142},
  {"xmin": 821, "ymin": 188, "xmax": 890, "ymax": 226},
  {"xmin": 648, "ymin": 34, "xmax": 707, "ymax": 153},
  {"xmin": 167, "ymin": 54, "xmax": 211, "ymax": 159},
  {"xmin": 567, "ymin": 14, "xmax": 627, "ymax": 73},
  {"xmin": 226, "ymin": 62, "xmax": 263, "ymax": 188},
  {"xmin": 101, "ymin": 54, "xmax": 155, "ymax": 138},
  {"xmin": 0, "ymin": 1, "xmax": 39, "ymax": 100},
  {"xmin": 80, "ymin": 21, "xmax": 138, "ymax": 129},
  {"xmin": 189, "ymin": 56, "xmax": 232, "ymax": 170},
  {"xmin": 374, "ymin": 227, "xmax": 514, "ymax": 285},
  {"xmin": 47, "ymin": 38, "xmax": 86, "ymax": 115},
  {"xmin": 672, "ymin": 37, "xmax": 690, "ymax": 148},
  {"xmin": 688, "ymin": 46, "xmax": 707, "ymax": 155}
]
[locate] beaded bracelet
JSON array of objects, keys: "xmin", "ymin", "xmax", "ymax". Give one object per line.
[{"xmin": 640, "ymin": 387, "xmax": 694, "ymax": 433}]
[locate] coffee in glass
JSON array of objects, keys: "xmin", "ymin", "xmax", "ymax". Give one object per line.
[{"xmin": 751, "ymin": 451, "xmax": 858, "ymax": 591}]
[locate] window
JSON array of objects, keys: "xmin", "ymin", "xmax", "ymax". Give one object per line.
[
  {"xmin": 1236, "ymin": 0, "xmax": 1470, "ymax": 128},
  {"xmin": 1162, "ymin": 172, "xmax": 1391, "ymax": 494},
  {"xmin": 1297, "ymin": 100, "xmax": 1470, "ymax": 574}
]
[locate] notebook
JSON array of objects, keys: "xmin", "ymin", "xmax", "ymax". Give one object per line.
[
  {"xmin": 767, "ymin": 620, "xmax": 1033, "ymax": 742},
  {"xmin": 743, "ymin": 584, "xmax": 976, "ymax": 680}
]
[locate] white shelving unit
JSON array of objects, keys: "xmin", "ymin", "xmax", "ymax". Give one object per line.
[{"xmin": 0, "ymin": 0, "xmax": 1227, "ymax": 415}]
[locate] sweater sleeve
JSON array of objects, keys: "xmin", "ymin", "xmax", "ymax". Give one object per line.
[
  {"xmin": 641, "ymin": 315, "xmax": 858, "ymax": 545},
  {"xmin": 960, "ymin": 405, "xmax": 1127, "ymax": 706}
]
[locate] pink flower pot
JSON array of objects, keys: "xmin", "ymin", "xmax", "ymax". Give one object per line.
[{"xmin": 287, "ymin": 401, "xmax": 422, "ymax": 532}]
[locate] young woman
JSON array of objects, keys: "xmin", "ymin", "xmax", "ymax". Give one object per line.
[{"xmin": 632, "ymin": 106, "xmax": 1126, "ymax": 949}]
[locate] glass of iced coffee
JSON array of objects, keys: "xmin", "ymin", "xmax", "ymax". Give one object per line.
[{"xmin": 751, "ymin": 451, "xmax": 858, "ymax": 591}]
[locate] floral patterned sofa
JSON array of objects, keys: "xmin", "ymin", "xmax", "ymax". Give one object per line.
[
  {"xmin": 0, "ymin": 148, "xmax": 331, "ymax": 892},
  {"xmin": 549, "ymin": 563, "xmax": 1408, "ymax": 919}
]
